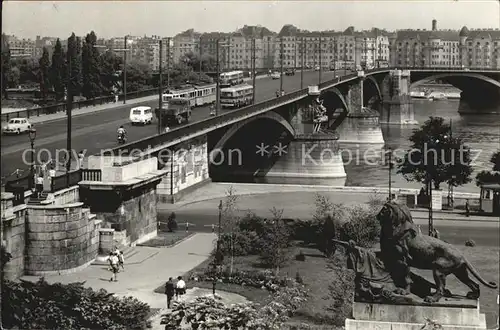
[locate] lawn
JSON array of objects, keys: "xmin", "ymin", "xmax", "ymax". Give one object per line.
[
  {"xmin": 138, "ymin": 231, "xmax": 192, "ymax": 248},
  {"xmin": 167, "ymin": 243, "xmax": 499, "ymax": 328}
]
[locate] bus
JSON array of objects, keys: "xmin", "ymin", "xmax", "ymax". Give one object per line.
[
  {"xmin": 161, "ymin": 83, "xmax": 216, "ymax": 108},
  {"xmin": 155, "ymin": 98, "xmax": 192, "ymax": 126},
  {"xmin": 220, "ymin": 84, "xmax": 254, "ymax": 108},
  {"xmin": 219, "ymin": 71, "xmax": 244, "ymax": 87}
]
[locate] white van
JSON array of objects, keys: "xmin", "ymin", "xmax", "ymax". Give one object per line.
[{"xmin": 129, "ymin": 106, "xmax": 153, "ymax": 125}]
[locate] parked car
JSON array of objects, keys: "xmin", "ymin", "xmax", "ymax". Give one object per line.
[
  {"xmin": 285, "ymin": 69, "xmax": 295, "ymax": 76},
  {"xmin": 271, "ymin": 71, "xmax": 281, "ymax": 79},
  {"xmin": 3, "ymin": 118, "xmax": 32, "ymax": 135}
]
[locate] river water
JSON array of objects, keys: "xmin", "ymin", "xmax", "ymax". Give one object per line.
[{"xmin": 218, "ymin": 99, "xmax": 500, "ymax": 193}]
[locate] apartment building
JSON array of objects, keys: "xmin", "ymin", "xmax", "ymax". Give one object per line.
[
  {"xmin": 199, "ymin": 32, "xmax": 231, "ymax": 70},
  {"xmin": 173, "ymin": 29, "xmax": 201, "ymax": 64},
  {"xmin": 228, "ymin": 25, "xmax": 276, "ymax": 70},
  {"xmin": 459, "ymin": 26, "xmax": 500, "ymax": 69},
  {"xmin": 6, "ymin": 35, "xmax": 36, "ymax": 57}
]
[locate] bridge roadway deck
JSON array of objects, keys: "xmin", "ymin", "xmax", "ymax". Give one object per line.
[{"xmin": 0, "ymin": 70, "xmax": 339, "ymax": 178}]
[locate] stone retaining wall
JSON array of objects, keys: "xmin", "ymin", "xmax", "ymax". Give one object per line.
[{"xmin": 25, "ymin": 202, "xmax": 99, "ymax": 275}]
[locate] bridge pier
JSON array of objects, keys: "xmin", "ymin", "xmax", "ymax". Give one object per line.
[
  {"xmin": 336, "ymin": 73, "xmax": 385, "ymax": 150},
  {"xmin": 380, "ymin": 70, "xmax": 418, "ymax": 125},
  {"xmin": 260, "ymin": 86, "xmax": 346, "ymax": 184},
  {"xmin": 458, "ymin": 90, "xmax": 500, "ymax": 115}
]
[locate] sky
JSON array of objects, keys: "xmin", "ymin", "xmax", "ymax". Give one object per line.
[{"xmin": 3, "ymin": 0, "xmax": 500, "ymax": 39}]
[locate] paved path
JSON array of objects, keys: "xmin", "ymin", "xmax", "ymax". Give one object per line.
[{"xmin": 21, "ymin": 233, "xmax": 217, "ymax": 311}]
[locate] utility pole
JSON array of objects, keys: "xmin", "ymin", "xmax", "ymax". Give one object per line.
[
  {"xmin": 294, "ymin": 37, "xmax": 297, "ymax": 70},
  {"xmin": 123, "ymin": 35, "xmax": 127, "ymax": 104},
  {"xmin": 66, "ymin": 52, "xmax": 72, "ymax": 186},
  {"xmin": 158, "ymin": 39, "xmax": 163, "ymax": 134},
  {"xmin": 199, "ymin": 39, "xmax": 203, "ymax": 80},
  {"xmin": 344, "ymin": 36, "xmax": 347, "ymax": 76},
  {"xmin": 216, "ymin": 39, "xmax": 220, "ymax": 115},
  {"xmin": 167, "ymin": 37, "xmax": 171, "ymax": 89},
  {"xmin": 252, "ymin": 38, "xmax": 256, "ymax": 104},
  {"xmin": 226, "ymin": 38, "xmax": 230, "ymax": 70},
  {"xmin": 301, "ymin": 37, "xmax": 305, "ymax": 89},
  {"xmin": 318, "ymin": 33, "xmax": 322, "ymax": 84},
  {"xmin": 364, "ymin": 38, "xmax": 368, "ymax": 70},
  {"xmin": 280, "ymin": 37, "xmax": 284, "ymax": 93}
]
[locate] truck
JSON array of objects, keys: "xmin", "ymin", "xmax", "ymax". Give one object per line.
[{"xmin": 155, "ymin": 98, "xmax": 192, "ymax": 126}]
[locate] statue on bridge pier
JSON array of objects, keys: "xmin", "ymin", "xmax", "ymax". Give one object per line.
[{"xmin": 312, "ymin": 96, "xmax": 328, "ymax": 133}]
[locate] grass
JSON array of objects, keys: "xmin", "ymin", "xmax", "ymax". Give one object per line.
[
  {"xmin": 137, "ymin": 231, "xmax": 192, "ymax": 248},
  {"xmin": 160, "ymin": 243, "xmax": 499, "ymax": 328}
]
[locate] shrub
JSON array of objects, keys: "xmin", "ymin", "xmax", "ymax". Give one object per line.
[
  {"xmin": 339, "ymin": 204, "xmax": 380, "ymax": 248},
  {"xmin": 2, "ymin": 278, "xmax": 151, "ymax": 330},
  {"xmin": 218, "ymin": 230, "xmax": 261, "ymax": 256},
  {"xmin": 295, "ymin": 251, "xmax": 306, "ymax": 262},
  {"xmin": 259, "ymin": 214, "xmax": 292, "ymax": 273},
  {"xmin": 465, "ymin": 239, "xmax": 476, "ymax": 247},
  {"xmin": 239, "ymin": 212, "xmax": 267, "ymax": 235},
  {"xmin": 295, "ymin": 271, "xmax": 304, "ymax": 284},
  {"xmin": 167, "ymin": 212, "xmax": 177, "ymax": 232},
  {"xmin": 326, "ymin": 253, "xmax": 355, "ymax": 326}
]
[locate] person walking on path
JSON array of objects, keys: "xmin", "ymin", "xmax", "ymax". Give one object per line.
[
  {"xmin": 114, "ymin": 247, "xmax": 125, "ymax": 271},
  {"xmin": 465, "ymin": 199, "xmax": 470, "ymax": 217},
  {"xmin": 165, "ymin": 277, "xmax": 176, "ymax": 308},
  {"xmin": 108, "ymin": 252, "xmax": 120, "ymax": 282},
  {"xmin": 175, "ymin": 276, "xmax": 186, "ymax": 301}
]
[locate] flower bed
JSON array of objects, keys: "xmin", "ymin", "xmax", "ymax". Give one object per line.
[{"xmin": 188, "ymin": 268, "xmax": 295, "ymax": 293}]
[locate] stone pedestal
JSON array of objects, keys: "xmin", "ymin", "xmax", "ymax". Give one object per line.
[
  {"xmin": 263, "ymin": 132, "xmax": 346, "ymax": 182},
  {"xmin": 432, "ymin": 189, "xmax": 443, "ymax": 211},
  {"xmin": 346, "ymin": 300, "xmax": 487, "ymax": 330}
]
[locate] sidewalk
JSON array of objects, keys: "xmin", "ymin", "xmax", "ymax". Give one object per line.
[
  {"xmin": 21, "ymin": 233, "xmax": 217, "ymax": 311},
  {"xmin": 1, "ymin": 94, "xmax": 158, "ymax": 126}
]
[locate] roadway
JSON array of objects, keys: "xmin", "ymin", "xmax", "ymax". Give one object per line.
[{"xmin": 1, "ymin": 70, "xmax": 339, "ymax": 178}]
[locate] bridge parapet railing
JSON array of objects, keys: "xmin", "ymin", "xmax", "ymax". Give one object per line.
[
  {"xmin": 107, "ymin": 87, "xmax": 311, "ymax": 155},
  {"xmin": 394, "ymin": 66, "xmax": 500, "ymax": 72},
  {"xmin": 1, "ymin": 88, "xmax": 158, "ymax": 122}
]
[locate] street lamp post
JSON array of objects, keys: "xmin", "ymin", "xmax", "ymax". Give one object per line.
[
  {"xmin": 158, "ymin": 39, "xmax": 163, "ymax": 134},
  {"xmin": 301, "ymin": 37, "xmax": 305, "ymax": 89},
  {"xmin": 318, "ymin": 33, "xmax": 322, "ymax": 84},
  {"xmin": 66, "ymin": 53, "xmax": 73, "ymax": 187},
  {"xmin": 212, "ymin": 200, "xmax": 223, "ymax": 295},
  {"xmin": 251, "ymin": 38, "xmax": 257, "ymax": 104},
  {"xmin": 123, "ymin": 36, "xmax": 128, "ymax": 104},
  {"xmin": 387, "ymin": 147, "xmax": 393, "ymax": 201},
  {"xmin": 28, "ymin": 128, "xmax": 37, "ymax": 191},
  {"xmin": 280, "ymin": 37, "xmax": 284, "ymax": 94},
  {"xmin": 215, "ymin": 39, "xmax": 230, "ymax": 116}
]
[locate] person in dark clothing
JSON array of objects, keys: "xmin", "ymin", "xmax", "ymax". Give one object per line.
[
  {"xmin": 165, "ymin": 277, "xmax": 175, "ymax": 308},
  {"xmin": 465, "ymin": 199, "xmax": 470, "ymax": 217}
]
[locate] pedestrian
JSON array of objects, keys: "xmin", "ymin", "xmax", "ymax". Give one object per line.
[
  {"xmin": 114, "ymin": 94, "xmax": 118, "ymax": 103},
  {"xmin": 115, "ymin": 247, "xmax": 125, "ymax": 271},
  {"xmin": 465, "ymin": 199, "xmax": 470, "ymax": 217},
  {"xmin": 48, "ymin": 164, "xmax": 56, "ymax": 178},
  {"xmin": 77, "ymin": 150, "xmax": 85, "ymax": 169},
  {"xmin": 36, "ymin": 175, "xmax": 44, "ymax": 196},
  {"xmin": 165, "ymin": 277, "xmax": 175, "ymax": 308},
  {"xmin": 175, "ymin": 276, "xmax": 186, "ymax": 300},
  {"xmin": 109, "ymin": 252, "xmax": 119, "ymax": 282},
  {"xmin": 107, "ymin": 251, "xmax": 113, "ymax": 271}
]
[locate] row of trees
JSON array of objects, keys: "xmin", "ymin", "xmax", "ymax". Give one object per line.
[{"xmin": 1, "ymin": 32, "xmax": 218, "ymax": 104}]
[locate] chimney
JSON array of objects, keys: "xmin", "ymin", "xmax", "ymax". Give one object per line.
[{"xmin": 432, "ymin": 19, "xmax": 437, "ymax": 31}]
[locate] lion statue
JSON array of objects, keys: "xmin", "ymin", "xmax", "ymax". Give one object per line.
[
  {"xmin": 333, "ymin": 239, "xmax": 438, "ymax": 304},
  {"xmin": 377, "ymin": 201, "xmax": 498, "ymax": 303}
]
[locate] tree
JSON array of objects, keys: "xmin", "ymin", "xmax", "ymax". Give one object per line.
[
  {"xmin": 82, "ymin": 31, "xmax": 102, "ymax": 99},
  {"xmin": 100, "ymin": 51, "xmax": 122, "ymax": 95},
  {"xmin": 475, "ymin": 151, "xmax": 500, "ymax": 186},
  {"xmin": 7, "ymin": 67, "xmax": 20, "ymax": 89},
  {"xmin": 12, "ymin": 57, "xmax": 39, "ymax": 86},
  {"xmin": 259, "ymin": 208, "xmax": 291, "ymax": 275},
  {"xmin": 221, "ymin": 186, "xmax": 240, "ymax": 274},
  {"xmin": 50, "ymin": 38, "xmax": 66, "ymax": 101},
  {"xmin": 397, "ymin": 116, "xmax": 473, "ymax": 190},
  {"xmin": 125, "ymin": 60, "xmax": 152, "ymax": 92},
  {"xmin": 180, "ymin": 51, "xmax": 217, "ymax": 72},
  {"xmin": 320, "ymin": 215, "xmax": 336, "ymax": 257},
  {"xmin": 38, "ymin": 47, "xmax": 51, "ymax": 102},
  {"xmin": 1, "ymin": 33, "xmax": 10, "ymax": 99},
  {"xmin": 67, "ymin": 33, "xmax": 82, "ymax": 97}
]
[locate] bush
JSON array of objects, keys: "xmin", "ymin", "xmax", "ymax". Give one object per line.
[
  {"xmin": 239, "ymin": 212, "xmax": 267, "ymax": 235},
  {"xmin": 218, "ymin": 230, "xmax": 261, "ymax": 256},
  {"xmin": 2, "ymin": 278, "xmax": 151, "ymax": 330},
  {"xmin": 167, "ymin": 212, "xmax": 178, "ymax": 232},
  {"xmin": 295, "ymin": 271, "xmax": 304, "ymax": 284},
  {"xmin": 326, "ymin": 253, "xmax": 355, "ymax": 326},
  {"xmin": 465, "ymin": 239, "xmax": 476, "ymax": 247},
  {"xmin": 339, "ymin": 205, "xmax": 380, "ymax": 248},
  {"xmin": 295, "ymin": 251, "xmax": 306, "ymax": 262}
]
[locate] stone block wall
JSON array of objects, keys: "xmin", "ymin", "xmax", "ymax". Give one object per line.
[
  {"xmin": 347, "ymin": 81, "xmax": 363, "ymax": 112},
  {"xmin": 1, "ymin": 193, "xmax": 27, "ymax": 280},
  {"xmin": 95, "ymin": 187, "xmax": 157, "ymax": 245},
  {"xmin": 25, "ymin": 203, "xmax": 99, "ymax": 275}
]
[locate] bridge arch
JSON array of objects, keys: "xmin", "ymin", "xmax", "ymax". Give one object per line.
[
  {"xmin": 213, "ymin": 111, "xmax": 295, "ymax": 152},
  {"xmin": 364, "ymin": 75, "xmax": 382, "ymax": 101},
  {"xmin": 321, "ymin": 87, "xmax": 349, "ymax": 113},
  {"xmin": 410, "ymin": 72, "xmax": 500, "ymax": 90}
]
